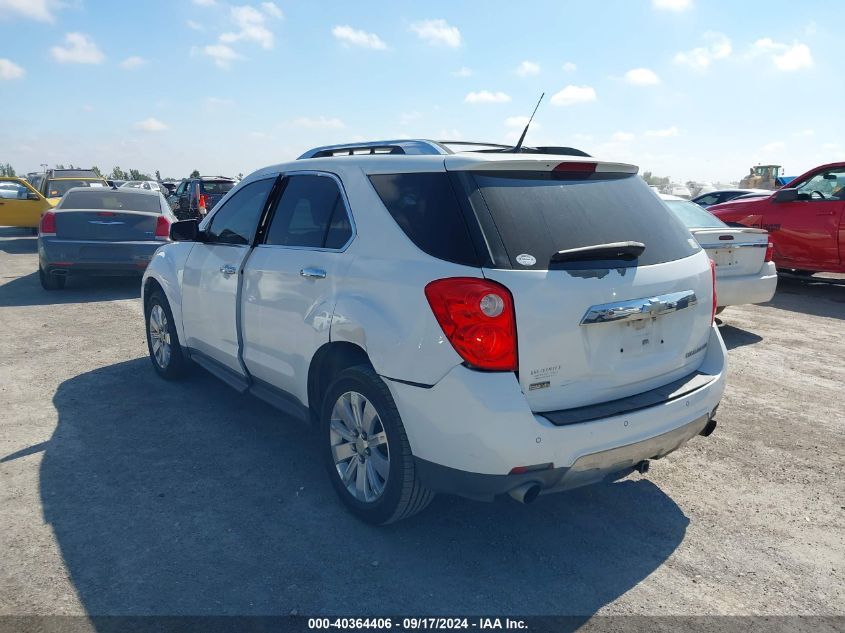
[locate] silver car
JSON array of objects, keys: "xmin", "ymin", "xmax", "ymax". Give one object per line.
[{"xmin": 38, "ymin": 187, "xmax": 176, "ymax": 290}]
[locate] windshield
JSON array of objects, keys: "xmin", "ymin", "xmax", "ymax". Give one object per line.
[
  {"xmin": 46, "ymin": 179, "xmax": 107, "ymax": 198},
  {"xmin": 663, "ymin": 200, "xmax": 727, "ymax": 229},
  {"xmin": 201, "ymin": 180, "xmax": 235, "ymax": 194},
  {"xmin": 58, "ymin": 190, "xmax": 164, "ymax": 213},
  {"xmin": 469, "ymin": 172, "xmax": 699, "ymax": 269}
]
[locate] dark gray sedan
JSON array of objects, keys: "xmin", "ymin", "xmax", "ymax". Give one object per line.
[{"xmin": 38, "ymin": 187, "xmax": 176, "ymax": 290}]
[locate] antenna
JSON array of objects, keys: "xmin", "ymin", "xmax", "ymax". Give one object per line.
[{"xmin": 510, "ymin": 92, "xmax": 544, "ymax": 153}]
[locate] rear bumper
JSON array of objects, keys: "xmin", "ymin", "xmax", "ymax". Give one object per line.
[
  {"xmin": 716, "ymin": 261, "xmax": 778, "ymax": 307},
  {"xmin": 386, "ymin": 325, "xmax": 726, "ymax": 501},
  {"xmin": 39, "ymin": 239, "xmax": 162, "ymax": 275}
]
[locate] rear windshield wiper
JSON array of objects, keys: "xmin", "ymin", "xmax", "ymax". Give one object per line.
[{"xmin": 550, "ymin": 241, "xmax": 645, "ymax": 264}]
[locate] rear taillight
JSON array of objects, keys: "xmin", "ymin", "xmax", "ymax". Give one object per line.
[
  {"xmin": 40, "ymin": 211, "xmax": 56, "ymax": 236},
  {"xmin": 710, "ymin": 259, "xmax": 717, "ymax": 324},
  {"xmin": 155, "ymin": 215, "xmax": 171, "ymax": 241},
  {"xmin": 764, "ymin": 242, "xmax": 774, "ymax": 262},
  {"xmin": 424, "ymin": 277, "xmax": 518, "ymax": 371}
]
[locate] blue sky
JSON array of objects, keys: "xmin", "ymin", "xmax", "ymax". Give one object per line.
[{"xmin": 0, "ymin": 0, "xmax": 841, "ymax": 183}]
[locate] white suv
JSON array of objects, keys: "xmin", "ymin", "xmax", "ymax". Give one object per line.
[{"xmin": 142, "ymin": 140, "xmax": 727, "ymax": 524}]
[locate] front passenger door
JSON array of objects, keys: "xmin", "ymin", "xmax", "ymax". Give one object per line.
[
  {"xmin": 181, "ymin": 177, "xmax": 276, "ymax": 374},
  {"xmin": 764, "ymin": 168, "xmax": 845, "ymax": 268}
]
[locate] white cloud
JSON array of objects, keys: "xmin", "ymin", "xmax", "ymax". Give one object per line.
[
  {"xmin": 761, "ymin": 141, "xmax": 785, "ymax": 153},
  {"xmin": 192, "ymin": 0, "xmax": 215, "ymax": 5},
  {"xmin": 186, "ymin": 19, "xmax": 204, "ymax": 31},
  {"xmin": 0, "ymin": 0, "xmax": 60, "ymax": 22},
  {"xmin": 750, "ymin": 38, "xmax": 813, "ymax": 71},
  {"xmin": 452, "ymin": 66, "xmax": 472, "ymax": 77},
  {"xmin": 793, "ymin": 129, "xmax": 814, "ymax": 138},
  {"xmin": 399, "ymin": 111, "xmax": 422, "ymax": 125},
  {"xmin": 331, "ymin": 25, "xmax": 387, "ymax": 50},
  {"xmin": 260, "ymin": 2, "xmax": 283, "ymax": 18},
  {"xmin": 411, "ymin": 19, "xmax": 461, "ymax": 48},
  {"xmin": 221, "ymin": 5, "xmax": 274, "ymax": 49},
  {"xmin": 204, "ymin": 96, "xmax": 234, "ymax": 111},
  {"xmin": 0, "ymin": 58, "xmax": 25, "ymax": 80},
  {"xmin": 674, "ymin": 31, "xmax": 731, "ymax": 70},
  {"xmin": 50, "ymin": 33, "xmax": 105, "ymax": 65},
  {"xmin": 464, "ymin": 91, "xmax": 511, "ymax": 104},
  {"xmin": 516, "ymin": 61, "xmax": 540, "ymax": 77},
  {"xmin": 293, "ymin": 116, "xmax": 345, "ymax": 129},
  {"xmin": 133, "ymin": 117, "xmax": 169, "ymax": 132},
  {"xmin": 562, "ymin": 61, "xmax": 577, "ymax": 72},
  {"xmin": 550, "ymin": 85, "xmax": 596, "ymax": 106},
  {"xmin": 612, "ymin": 131, "xmax": 635, "ymax": 142},
  {"xmin": 505, "ymin": 116, "xmax": 541, "ymax": 129},
  {"xmin": 624, "ymin": 67, "xmax": 660, "ymax": 86},
  {"xmin": 198, "ymin": 43, "xmax": 243, "ymax": 69},
  {"xmin": 120, "ymin": 56, "xmax": 146, "ymax": 70},
  {"xmin": 652, "ymin": 0, "xmax": 692, "ymax": 10},
  {"xmin": 645, "ymin": 126, "xmax": 680, "ymax": 137}
]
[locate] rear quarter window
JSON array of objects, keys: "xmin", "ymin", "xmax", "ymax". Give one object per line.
[
  {"xmin": 369, "ymin": 173, "xmax": 479, "ymax": 266},
  {"xmin": 469, "ymin": 171, "xmax": 699, "ymax": 269}
]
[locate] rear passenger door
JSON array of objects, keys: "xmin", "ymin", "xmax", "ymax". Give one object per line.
[
  {"xmin": 241, "ymin": 172, "xmax": 355, "ymax": 405},
  {"xmin": 181, "ymin": 177, "xmax": 276, "ymax": 374}
]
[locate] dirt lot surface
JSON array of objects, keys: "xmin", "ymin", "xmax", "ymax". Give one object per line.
[{"xmin": 0, "ymin": 226, "xmax": 843, "ymax": 619}]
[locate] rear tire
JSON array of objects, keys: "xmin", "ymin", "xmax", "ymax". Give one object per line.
[
  {"xmin": 145, "ymin": 290, "xmax": 187, "ymax": 380},
  {"xmin": 715, "ymin": 306, "xmax": 726, "ymax": 315},
  {"xmin": 321, "ymin": 365, "xmax": 434, "ymax": 524},
  {"xmin": 39, "ymin": 265, "xmax": 66, "ymax": 290}
]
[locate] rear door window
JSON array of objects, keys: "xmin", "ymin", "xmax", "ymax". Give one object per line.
[
  {"xmin": 264, "ymin": 174, "xmax": 353, "ymax": 249},
  {"xmin": 468, "ymin": 171, "xmax": 699, "ymax": 269},
  {"xmin": 206, "ymin": 178, "xmax": 274, "ymax": 245},
  {"xmin": 368, "ymin": 173, "xmax": 479, "ymax": 266}
]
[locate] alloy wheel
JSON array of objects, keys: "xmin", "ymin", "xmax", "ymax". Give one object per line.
[
  {"xmin": 329, "ymin": 391, "xmax": 390, "ymax": 503},
  {"xmin": 148, "ymin": 304, "xmax": 172, "ymax": 369}
]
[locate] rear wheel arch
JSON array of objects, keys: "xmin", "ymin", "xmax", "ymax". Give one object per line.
[
  {"xmin": 307, "ymin": 342, "xmax": 373, "ymax": 423},
  {"xmin": 143, "ymin": 277, "xmax": 164, "ymax": 308}
]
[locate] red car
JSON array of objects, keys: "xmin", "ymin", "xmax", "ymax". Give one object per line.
[{"xmin": 709, "ymin": 161, "xmax": 845, "ymax": 274}]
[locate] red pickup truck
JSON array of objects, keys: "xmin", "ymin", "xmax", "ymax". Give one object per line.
[{"xmin": 709, "ymin": 161, "xmax": 845, "ymax": 274}]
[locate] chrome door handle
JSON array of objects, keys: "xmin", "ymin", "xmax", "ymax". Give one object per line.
[
  {"xmin": 219, "ymin": 264, "xmax": 237, "ymax": 275},
  {"xmin": 300, "ymin": 267, "xmax": 327, "ymax": 279}
]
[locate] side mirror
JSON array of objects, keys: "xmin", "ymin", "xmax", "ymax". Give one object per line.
[
  {"xmin": 26, "ymin": 192, "xmax": 41, "ymax": 200},
  {"xmin": 170, "ymin": 219, "xmax": 201, "ymax": 241},
  {"xmin": 773, "ymin": 188, "xmax": 798, "ymax": 203}
]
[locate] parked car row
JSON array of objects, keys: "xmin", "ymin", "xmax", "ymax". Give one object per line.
[{"xmin": 14, "ymin": 139, "xmax": 844, "ymax": 524}]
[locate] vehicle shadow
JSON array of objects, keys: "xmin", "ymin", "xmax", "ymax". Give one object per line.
[
  {"xmin": 718, "ymin": 323, "xmax": 763, "ymax": 350},
  {"xmin": 0, "ymin": 227, "xmax": 36, "ymax": 254},
  {"xmin": 765, "ymin": 275, "xmax": 845, "ymax": 320},
  {"xmin": 0, "ymin": 272, "xmax": 140, "ymax": 307},
  {"xmin": 30, "ymin": 358, "xmax": 691, "ymax": 619}
]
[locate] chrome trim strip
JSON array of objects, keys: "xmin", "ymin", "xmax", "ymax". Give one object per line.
[
  {"xmin": 580, "ymin": 290, "xmax": 698, "ymax": 325},
  {"xmin": 699, "ymin": 242, "xmax": 767, "ymax": 249}
]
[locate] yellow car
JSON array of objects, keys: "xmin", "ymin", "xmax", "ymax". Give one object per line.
[
  {"xmin": 0, "ymin": 177, "xmax": 51, "ymax": 230},
  {"xmin": 42, "ymin": 177, "xmax": 109, "ymax": 206}
]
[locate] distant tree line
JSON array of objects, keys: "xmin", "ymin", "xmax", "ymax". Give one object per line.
[
  {"xmin": 1, "ymin": 162, "xmax": 203, "ymax": 182},
  {"xmin": 642, "ymin": 171, "xmax": 670, "ymax": 188}
]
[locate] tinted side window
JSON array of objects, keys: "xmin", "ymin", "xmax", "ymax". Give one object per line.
[
  {"xmin": 368, "ymin": 173, "xmax": 478, "ymax": 266},
  {"xmin": 264, "ymin": 175, "xmax": 352, "ymax": 249},
  {"xmin": 207, "ymin": 178, "xmax": 274, "ymax": 245}
]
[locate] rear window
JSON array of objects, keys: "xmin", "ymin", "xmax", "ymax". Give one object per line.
[
  {"xmin": 46, "ymin": 179, "xmax": 107, "ymax": 198},
  {"xmin": 470, "ymin": 172, "xmax": 699, "ymax": 269},
  {"xmin": 369, "ymin": 173, "xmax": 479, "ymax": 266},
  {"xmin": 59, "ymin": 190, "xmax": 163, "ymax": 213},
  {"xmin": 663, "ymin": 199, "xmax": 727, "ymax": 229},
  {"xmin": 201, "ymin": 180, "xmax": 236, "ymax": 195}
]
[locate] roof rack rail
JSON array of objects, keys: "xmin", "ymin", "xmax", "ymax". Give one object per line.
[
  {"xmin": 297, "ymin": 139, "xmax": 591, "ymax": 160},
  {"xmin": 298, "ymin": 140, "xmax": 451, "ymax": 159}
]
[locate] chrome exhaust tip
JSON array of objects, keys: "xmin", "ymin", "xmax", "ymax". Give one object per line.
[{"xmin": 508, "ymin": 482, "xmax": 542, "ymax": 504}]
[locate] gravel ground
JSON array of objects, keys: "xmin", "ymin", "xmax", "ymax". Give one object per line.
[{"xmin": 0, "ymin": 226, "xmax": 843, "ymax": 619}]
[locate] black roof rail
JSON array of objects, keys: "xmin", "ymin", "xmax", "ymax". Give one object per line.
[{"xmin": 298, "ymin": 139, "xmax": 591, "ymax": 159}]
